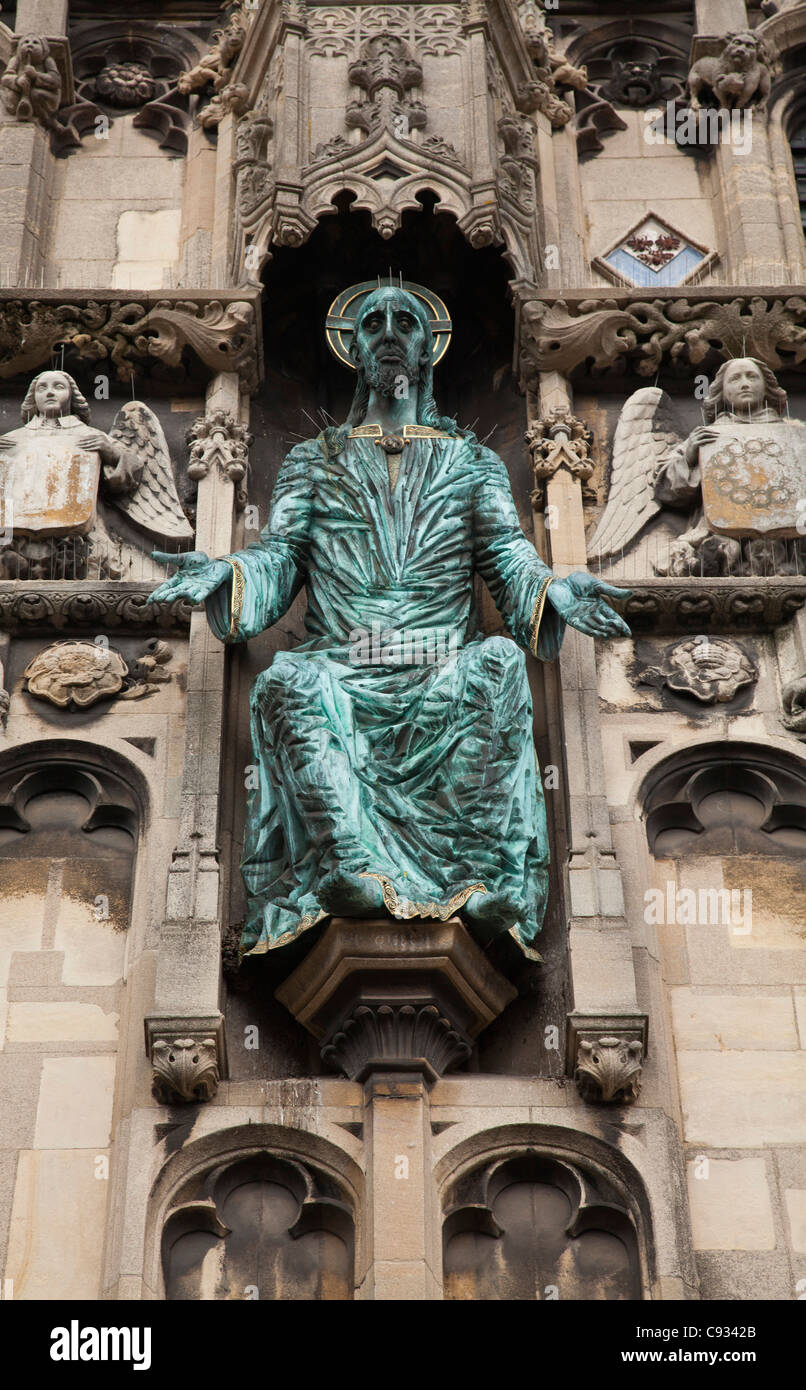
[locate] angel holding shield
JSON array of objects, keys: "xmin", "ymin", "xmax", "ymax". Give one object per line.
[
  {"xmin": 0, "ymin": 369, "xmax": 193, "ymax": 579},
  {"xmin": 589, "ymin": 357, "xmax": 806, "ymax": 577}
]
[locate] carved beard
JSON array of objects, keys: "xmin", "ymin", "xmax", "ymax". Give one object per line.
[
  {"xmin": 363, "ymin": 354, "xmax": 413, "ymax": 397},
  {"xmin": 358, "ymin": 334, "xmax": 425, "ymax": 398}
]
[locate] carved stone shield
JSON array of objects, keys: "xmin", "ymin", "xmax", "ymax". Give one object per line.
[
  {"xmin": 1, "ymin": 433, "xmax": 101, "ymax": 537},
  {"xmin": 700, "ymin": 420, "xmax": 806, "ymax": 539}
]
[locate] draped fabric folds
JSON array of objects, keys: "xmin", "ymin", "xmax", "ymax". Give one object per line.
[{"xmin": 205, "ymin": 425, "xmax": 565, "ymax": 959}]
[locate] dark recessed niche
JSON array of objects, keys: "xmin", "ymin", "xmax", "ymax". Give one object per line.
[
  {"xmin": 629, "ymin": 739, "xmax": 661, "ymax": 764},
  {"xmin": 642, "ymin": 742, "xmax": 806, "ymax": 858},
  {"xmin": 162, "ymin": 1153, "xmax": 355, "ymax": 1301},
  {"xmin": 443, "ymin": 1152, "xmax": 642, "ymax": 1301}
]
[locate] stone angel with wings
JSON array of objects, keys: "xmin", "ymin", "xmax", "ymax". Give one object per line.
[
  {"xmin": 588, "ymin": 358, "xmax": 806, "ymax": 578},
  {"xmin": 0, "ymin": 369, "xmax": 193, "ymax": 579}
]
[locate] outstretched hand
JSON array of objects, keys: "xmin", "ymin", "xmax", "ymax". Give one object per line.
[
  {"xmin": 547, "ymin": 571, "xmax": 632, "ymax": 638},
  {"xmin": 147, "ymin": 551, "xmax": 231, "ymax": 606}
]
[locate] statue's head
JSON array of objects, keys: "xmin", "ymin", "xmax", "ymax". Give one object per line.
[
  {"xmin": 21, "ymin": 370, "xmax": 92, "ymax": 424},
  {"xmin": 350, "ymin": 287, "xmax": 431, "ymax": 397},
  {"xmin": 17, "ymin": 36, "xmax": 49, "ymax": 65},
  {"xmin": 723, "ymin": 31, "xmax": 764, "ymax": 72},
  {"xmin": 347, "ymin": 286, "xmax": 451, "ymax": 429},
  {"xmin": 704, "ymin": 357, "xmax": 786, "ymax": 421}
]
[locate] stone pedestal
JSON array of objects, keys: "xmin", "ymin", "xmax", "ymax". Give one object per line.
[{"xmin": 275, "ymin": 917, "xmax": 517, "ymax": 1082}]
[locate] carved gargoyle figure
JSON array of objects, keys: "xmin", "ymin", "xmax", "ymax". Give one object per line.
[
  {"xmin": 0, "ymin": 35, "xmax": 62, "ymax": 127},
  {"xmin": 589, "ymin": 360, "xmax": 806, "ymax": 577},
  {"xmin": 687, "ymin": 31, "xmax": 771, "ymax": 112},
  {"xmin": 0, "ymin": 370, "xmax": 193, "ymax": 580},
  {"xmin": 597, "ymin": 43, "xmax": 685, "ymax": 109},
  {"xmin": 176, "ymin": 8, "xmax": 247, "ymax": 99},
  {"xmin": 514, "ymin": 6, "xmax": 587, "ymax": 130}
]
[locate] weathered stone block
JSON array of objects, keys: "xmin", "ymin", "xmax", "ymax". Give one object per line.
[
  {"xmin": 687, "ymin": 1158, "xmax": 775, "ymax": 1251},
  {"xmin": 33, "ymin": 1055, "xmax": 116, "ymax": 1148},
  {"xmin": 672, "ymin": 989, "xmax": 799, "ymax": 1051},
  {"xmin": 677, "ymin": 1052, "xmax": 806, "ymax": 1146}
]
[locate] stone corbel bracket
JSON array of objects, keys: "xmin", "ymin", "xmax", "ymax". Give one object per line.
[
  {"xmin": 567, "ymin": 1013, "xmax": 648, "ymax": 1105},
  {"xmin": 0, "ymin": 289, "xmax": 263, "ymax": 393},
  {"xmin": 276, "ymin": 917, "xmax": 517, "ymax": 1084},
  {"xmin": 145, "ymin": 1014, "xmax": 227, "ymax": 1105}
]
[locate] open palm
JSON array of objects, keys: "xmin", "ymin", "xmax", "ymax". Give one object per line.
[
  {"xmin": 547, "ymin": 571, "xmax": 632, "ymax": 638},
  {"xmin": 147, "ymin": 551, "xmax": 231, "ymax": 607}
]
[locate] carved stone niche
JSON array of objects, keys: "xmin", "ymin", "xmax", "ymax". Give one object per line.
[
  {"xmin": 275, "ymin": 918, "xmax": 516, "ymax": 1083},
  {"xmin": 642, "ymin": 741, "xmax": 806, "ymax": 858},
  {"xmin": 443, "ymin": 1152, "xmax": 642, "ymax": 1300},
  {"xmin": 161, "ymin": 1153, "xmax": 355, "ymax": 1300},
  {"xmin": 58, "ymin": 22, "xmax": 203, "ymax": 155}
]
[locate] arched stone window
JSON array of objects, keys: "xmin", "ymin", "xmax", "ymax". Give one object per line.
[
  {"xmin": 442, "ymin": 1151, "xmax": 642, "ymax": 1301},
  {"xmin": 641, "ymin": 741, "xmax": 806, "ymax": 858},
  {"xmin": 161, "ymin": 1152, "xmax": 355, "ymax": 1301}
]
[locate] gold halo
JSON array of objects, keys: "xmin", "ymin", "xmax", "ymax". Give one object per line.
[{"xmin": 325, "ymin": 279, "xmax": 452, "ymax": 371}]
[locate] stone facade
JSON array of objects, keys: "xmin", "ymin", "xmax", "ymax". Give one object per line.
[{"xmin": 0, "ymin": 0, "xmax": 804, "ymax": 1304}]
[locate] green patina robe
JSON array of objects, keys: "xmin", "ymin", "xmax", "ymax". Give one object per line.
[{"xmin": 205, "ymin": 423, "xmax": 565, "ymax": 959}]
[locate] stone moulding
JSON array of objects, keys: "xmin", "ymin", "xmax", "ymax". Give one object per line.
[
  {"xmin": 567, "ymin": 1013, "xmax": 648, "ymax": 1105},
  {"xmin": 276, "ymin": 917, "xmax": 517, "ymax": 1083},
  {"xmin": 145, "ymin": 1014, "xmax": 227, "ymax": 1105},
  {"xmin": 611, "ymin": 577, "xmax": 806, "ymax": 634},
  {"xmin": 515, "ymin": 288, "xmax": 806, "ymax": 389},
  {"xmin": 0, "ymin": 290, "xmax": 263, "ymax": 392},
  {"xmin": 0, "ymin": 583, "xmax": 192, "ymax": 634}
]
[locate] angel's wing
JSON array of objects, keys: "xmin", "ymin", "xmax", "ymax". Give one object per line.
[
  {"xmin": 587, "ymin": 387, "xmax": 682, "ymax": 561},
  {"xmin": 108, "ymin": 402, "xmax": 194, "ymax": 543}
]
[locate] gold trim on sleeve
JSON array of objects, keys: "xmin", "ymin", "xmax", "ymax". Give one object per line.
[
  {"xmin": 528, "ymin": 576, "xmax": 555, "ymax": 656},
  {"xmin": 224, "ymin": 557, "xmax": 246, "ymax": 642}
]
